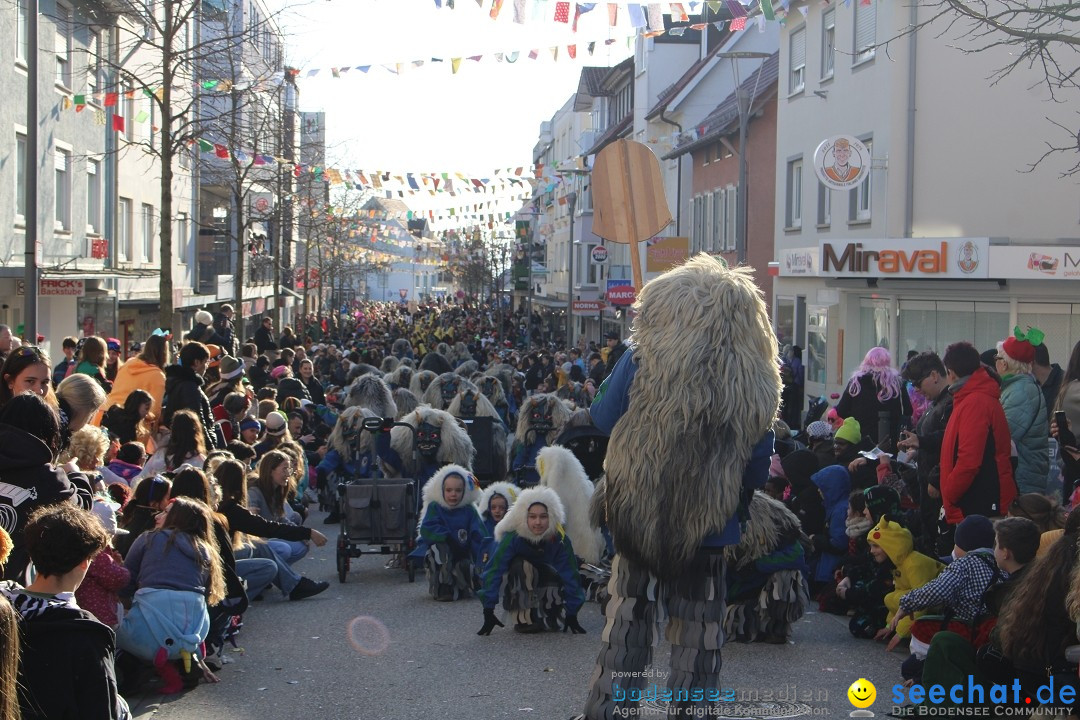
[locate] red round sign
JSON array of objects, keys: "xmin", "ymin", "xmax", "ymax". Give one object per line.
[
  {"xmin": 255, "ymin": 197, "xmax": 270, "ymax": 213},
  {"xmin": 591, "ymin": 246, "xmax": 609, "ymax": 264}
]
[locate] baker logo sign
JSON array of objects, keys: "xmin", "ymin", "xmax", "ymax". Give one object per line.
[{"xmin": 957, "ymin": 241, "xmax": 979, "ymax": 275}]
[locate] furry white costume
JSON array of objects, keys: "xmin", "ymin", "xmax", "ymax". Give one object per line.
[
  {"xmin": 386, "ymin": 407, "xmax": 475, "ymax": 491},
  {"xmin": 344, "ymin": 375, "xmax": 397, "ymax": 418},
  {"xmin": 580, "ymin": 256, "xmax": 782, "ymax": 720},
  {"xmin": 537, "ymin": 445, "xmax": 604, "ymax": 565},
  {"xmin": 346, "ymin": 363, "xmax": 383, "ymax": 383},
  {"xmin": 385, "ymin": 365, "xmax": 414, "ymax": 391},
  {"xmin": 448, "ymin": 388, "xmax": 508, "ymax": 485},
  {"xmin": 422, "ymin": 372, "xmax": 478, "ymax": 411},
  {"xmin": 510, "ymin": 394, "xmax": 571, "ymax": 486},
  {"xmin": 391, "ymin": 388, "xmax": 419, "ymax": 420},
  {"xmin": 409, "ymin": 370, "xmax": 437, "ymax": 397}
]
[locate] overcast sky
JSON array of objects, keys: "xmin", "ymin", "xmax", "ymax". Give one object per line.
[{"xmin": 277, "ymin": 0, "xmax": 633, "ymax": 179}]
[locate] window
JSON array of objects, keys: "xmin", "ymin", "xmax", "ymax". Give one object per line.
[
  {"xmin": 704, "ymin": 192, "xmax": 714, "ymax": 253},
  {"xmin": 821, "ymin": 9, "xmax": 835, "ymax": 79},
  {"xmin": 177, "ymin": 212, "xmax": 189, "ymax": 264},
  {"xmin": 817, "ymin": 181, "xmax": 831, "ymax": 227},
  {"xmin": 54, "ymin": 149, "xmax": 70, "ymax": 231},
  {"xmin": 55, "ymin": 3, "xmax": 72, "ymax": 88},
  {"xmin": 15, "ymin": 133, "xmax": 26, "ymax": 222},
  {"xmin": 711, "ymin": 189, "xmax": 723, "ymax": 253},
  {"xmin": 725, "ymin": 185, "xmax": 737, "ymax": 251},
  {"xmin": 789, "ymin": 27, "xmax": 806, "ymax": 94},
  {"xmin": 850, "ymin": 139, "xmax": 872, "ymax": 221},
  {"xmin": 786, "ymin": 158, "xmax": 803, "ymax": 229},
  {"xmin": 117, "ymin": 198, "xmax": 132, "ymax": 262},
  {"xmin": 120, "ymin": 83, "xmax": 134, "ymax": 140},
  {"xmin": 16, "ymin": 0, "xmax": 28, "ymax": 63},
  {"xmin": 87, "ymin": 31, "xmax": 101, "ymax": 96},
  {"xmin": 691, "ymin": 195, "xmax": 704, "ymax": 254},
  {"xmin": 854, "ymin": 1, "xmax": 876, "ymax": 64},
  {"xmin": 87, "ymin": 159, "xmax": 101, "ymax": 233},
  {"xmin": 142, "ymin": 203, "xmax": 154, "ymax": 262}
]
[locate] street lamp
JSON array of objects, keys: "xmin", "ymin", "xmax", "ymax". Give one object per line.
[
  {"xmin": 718, "ymin": 51, "xmax": 770, "ymax": 266},
  {"xmin": 564, "ymin": 191, "xmax": 577, "ymax": 348}
]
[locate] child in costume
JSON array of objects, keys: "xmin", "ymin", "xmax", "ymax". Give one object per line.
[
  {"xmin": 808, "ymin": 465, "xmax": 852, "ymax": 593},
  {"xmin": 478, "ymin": 486, "xmax": 586, "ymax": 635},
  {"xmin": 409, "ymin": 465, "xmax": 489, "ymax": 601},
  {"xmin": 117, "ymin": 497, "xmax": 225, "ymax": 694},
  {"xmin": 867, "ymin": 516, "xmax": 943, "ymax": 651},
  {"xmin": 315, "ymin": 406, "xmax": 380, "ymax": 524},
  {"xmin": 478, "ymin": 481, "xmax": 520, "ymax": 566}
]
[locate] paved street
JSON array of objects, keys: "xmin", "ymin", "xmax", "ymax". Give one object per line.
[{"xmin": 130, "ymin": 509, "xmax": 903, "ymax": 720}]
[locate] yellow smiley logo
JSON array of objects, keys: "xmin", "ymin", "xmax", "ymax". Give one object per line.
[{"xmin": 847, "ymin": 678, "xmax": 876, "ymax": 709}]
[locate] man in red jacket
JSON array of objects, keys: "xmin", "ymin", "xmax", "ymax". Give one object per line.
[{"xmin": 939, "ymin": 342, "xmax": 1016, "ymax": 550}]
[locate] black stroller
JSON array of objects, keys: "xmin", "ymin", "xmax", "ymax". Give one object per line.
[{"xmin": 335, "ymin": 417, "xmax": 419, "ymax": 584}]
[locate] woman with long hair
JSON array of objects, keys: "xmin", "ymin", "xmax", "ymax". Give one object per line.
[
  {"xmin": 73, "ymin": 336, "xmax": 111, "ymax": 392},
  {"xmin": 835, "ymin": 346, "xmax": 913, "ymax": 446},
  {"xmin": 98, "ymin": 333, "xmax": 170, "ymax": 427},
  {"xmin": 1056, "ymin": 339, "xmax": 1080, "ymax": 431},
  {"xmin": 116, "ymin": 497, "xmax": 225, "ymax": 693},
  {"xmin": 248, "ymin": 450, "xmax": 309, "ymax": 567},
  {"xmin": 297, "ymin": 359, "xmax": 325, "ymax": 405},
  {"xmin": 213, "ymin": 459, "xmax": 327, "ymax": 601},
  {"xmin": 55, "ymin": 373, "xmax": 107, "ymax": 442},
  {"xmin": 0, "ymin": 344, "xmax": 54, "ymax": 408},
  {"xmin": 140, "ymin": 409, "xmax": 206, "ymax": 478}
]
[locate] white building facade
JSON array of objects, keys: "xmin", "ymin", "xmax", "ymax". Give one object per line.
[{"xmin": 773, "ymin": 1, "xmax": 1080, "ymax": 400}]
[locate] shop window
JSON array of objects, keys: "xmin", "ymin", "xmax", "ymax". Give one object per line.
[{"xmin": 806, "ymin": 307, "xmax": 829, "ymax": 385}]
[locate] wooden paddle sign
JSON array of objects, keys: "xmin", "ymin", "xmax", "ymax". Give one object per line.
[{"xmin": 591, "ymin": 138, "xmax": 673, "ymax": 290}]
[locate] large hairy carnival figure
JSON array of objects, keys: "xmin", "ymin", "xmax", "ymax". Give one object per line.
[
  {"xmin": 422, "ymin": 372, "xmax": 478, "ymax": 411},
  {"xmin": 576, "ymin": 256, "xmax": 780, "ymax": 720},
  {"xmin": 511, "ymin": 393, "xmax": 571, "ymax": 487},
  {"xmin": 382, "ymin": 406, "xmax": 475, "ymax": 500},
  {"xmin": 448, "ymin": 388, "xmax": 508, "ymax": 486},
  {"xmin": 344, "ymin": 375, "xmax": 397, "ymax": 418}
]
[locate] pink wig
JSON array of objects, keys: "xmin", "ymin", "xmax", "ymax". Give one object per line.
[{"xmin": 846, "ymin": 347, "xmax": 903, "ymax": 402}]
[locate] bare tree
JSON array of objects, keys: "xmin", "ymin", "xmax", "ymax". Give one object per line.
[
  {"xmin": 80, "ymin": 0, "xmax": 303, "ymax": 327},
  {"xmin": 896, "ymin": 2, "xmax": 1080, "ymax": 174}
]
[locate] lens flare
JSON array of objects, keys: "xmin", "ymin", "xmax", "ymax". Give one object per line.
[{"xmin": 347, "ymin": 616, "xmax": 391, "ymax": 656}]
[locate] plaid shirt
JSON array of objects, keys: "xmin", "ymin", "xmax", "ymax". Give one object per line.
[{"xmin": 898, "ymin": 549, "xmax": 1003, "ymax": 622}]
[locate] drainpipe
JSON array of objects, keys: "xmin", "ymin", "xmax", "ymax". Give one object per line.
[
  {"xmin": 903, "ymin": 2, "xmax": 918, "ymax": 238},
  {"xmin": 659, "ymin": 108, "xmax": 682, "ymax": 235}
]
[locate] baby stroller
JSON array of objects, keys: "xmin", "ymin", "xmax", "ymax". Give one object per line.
[{"xmin": 335, "ymin": 417, "xmax": 418, "ymax": 584}]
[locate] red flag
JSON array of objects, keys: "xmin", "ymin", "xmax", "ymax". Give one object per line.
[
  {"xmin": 104, "ymin": 92, "xmax": 118, "ymax": 107},
  {"xmin": 111, "ymin": 114, "xmax": 124, "ymax": 132},
  {"xmin": 554, "ymin": 1, "xmax": 569, "ymax": 23},
  {"xmin": 214, "ymin": 143, "xmax": 229, "ymax": 158},
  {"xmin": 730, "ymin": 16, "xmax": 747, "ymax": 31},
  {"xmin": 568, "ymin": 44, "xmax": 577, "ymax": 59}
]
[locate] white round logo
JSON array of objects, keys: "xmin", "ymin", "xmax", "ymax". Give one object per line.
[
  {"xmin": 255, "ymin": 197, "xmax": 270, "ymax": 213},
  {"xmin": 591, "ymin": 246, "xmax": 609, "ymax": 265},
  {"xmin": 813, "ymin": 136, "xmax": 870, "ymax": 190}
]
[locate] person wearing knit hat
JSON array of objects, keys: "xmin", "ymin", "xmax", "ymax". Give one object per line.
[
  {"xmin": 834, "ymin": 417, "xmax": 862, "ymax": 446},
  {"xmin": 264, "ymin": 411, "xmax": 288, "ymax": 437},
  {"xmin": 996, "ymin": 326, "xmax": 1050, "ymax": 494},
  {"xmin": 239, "ymin": 416, "xmax": 262, "ymax": 444},
  {"xmin": 806, "ymin": 420, "xmax": 833, "ymax": 441},
  {"xmin": 195, "ymin": 310, "xmax": 214, "ymax": 327},
  {"xmin": 218, "ymin": 356, "xmax": 244, "ymax": 381},
  {"xmin": 951, "ymin": 514, "xmax": 995, "ymax": 560},
  {"xmin": 863, "ymin": 485, "xmax": 901, "ymax": 524}
]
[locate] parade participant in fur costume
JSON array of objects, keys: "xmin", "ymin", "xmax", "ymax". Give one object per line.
[
  {"xmin": 449, "ymin": 388, "xmax": 508, "ymax": 486},
  {"xmin": 723, "ymin": 491, "xmax": 810, "ymax": 645},
  {"xmin": 422, "ymin": 372, "xmax": 478, "ymax": 411},
  {"xmin": 345, "ymin": 363, "xmax": 383, "ymax": 383},
  {"xmin": 537, "ymin": 445, "xmax": 604, "ymax": 565},
  {"xmin": 316, "ymin": 406, "xmax": 380, "ymax": 523},
  {"xmin": 477, "ymin": 481, "xmax": 520, "ymax": 564},
  {"xmin": 478, "ymin": 486, "xmax": 586, "ymax": 635},
  {"xmin": 409, "ymin": 465, "xmax": 488, "ymax": 601},
  {"xmin": 379, "ymin": 356, "xmax": 399, "ymax": 374},
  {"xmin": 455, "ymin": 360, "xmax": 479, "ymax": 377},
  {"xmin": 410, "ymin": 370, "xmax": 437, "ymax": 398},
  {"xmin": 391, "ymin": 338, "xmax": 414, "ymax": 361},
  {"xmin": 511, "ymin": 393, "xmax": 571, "ymax": 487},
  {"xmin": 574, "ymin": 256, "xmax": 779, "ymax": 720},
  {"xmin": 344, "ymin": 375, "xmax": 397, "ymax": 418},
  {"xmin": 478, "ymin": 373, "xmax": 513, "ymax": 429},
  {"xmin": 392, "ymin": 388, "xmax": 419, "ymax": 420},
  {"xmin": 385, "ymin": 365, "xmax": 414, "ymax": 391},
  {"xmin": 419, "ymin": 352, "xmax": 453, "ymax": 376},
  {"xmin": 383, "ymin": 407, "xmax": 475, "ymax": 505}
]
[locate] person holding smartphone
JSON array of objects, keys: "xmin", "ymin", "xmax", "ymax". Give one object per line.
[{"xmin": 900, "ymin": 352, "xmax": 955, "ymax": 555}]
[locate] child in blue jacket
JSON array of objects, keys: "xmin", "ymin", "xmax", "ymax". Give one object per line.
[
  {"xmin": 477, "ymin": 481, "xmax": 520, "ymax": 567},
  {"xmin": 477, "ymin": 486, "xmax": 587, "ymax": 635},
  {"xmin": 409, "ymin": 464, "xmax": 488, "ymax": 601},
  {"xmin": 809, "ymin": 465, "xmax": 852, "ymax": 591}
]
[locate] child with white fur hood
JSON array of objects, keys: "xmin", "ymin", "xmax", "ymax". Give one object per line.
[
  {"xmin": 477, "ymin": 482, "xmax": 521, "ymax": 566},
  {"xmin": 477, "ymin": 486, "xmax": 587, "ymax": 636},
  {"xmin": 409, "ymin": 464, "xmax": 489, "ymax": 602}
]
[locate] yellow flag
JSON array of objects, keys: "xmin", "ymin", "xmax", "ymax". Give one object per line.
[{"xmin": 451, "ymin": 58, "xmax": 462, "ymax": 74}]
